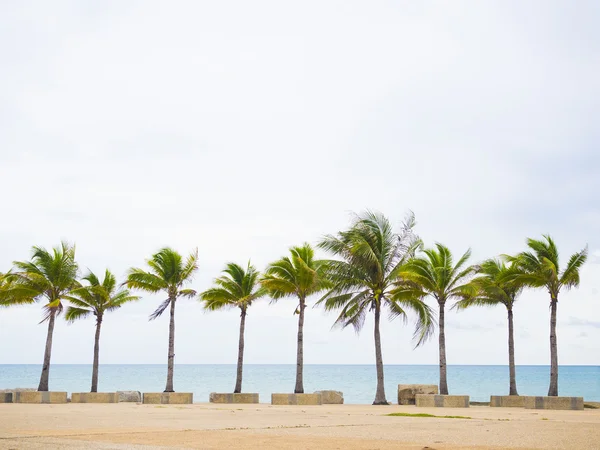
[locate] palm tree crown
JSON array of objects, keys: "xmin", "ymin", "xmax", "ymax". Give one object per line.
[
  {"xmin": 66, "ymin": 270, "xmax": 140, "ymax": 321},
  {"xmin": 202, "ymin": 262, "xmax": 266, "ymax": 312},
  {"xmin": 319, "ymin": 211, "xmax": 433, "ymax": 405}
]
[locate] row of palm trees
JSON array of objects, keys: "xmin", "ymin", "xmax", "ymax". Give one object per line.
[{"xmin": 0, "ymin": 211, "xmax": 588, "ymax": 404}]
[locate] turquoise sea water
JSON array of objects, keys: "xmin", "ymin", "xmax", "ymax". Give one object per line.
[{"xmin": 0, "ymin": 365, "xmax": 598, "ymax": 403}]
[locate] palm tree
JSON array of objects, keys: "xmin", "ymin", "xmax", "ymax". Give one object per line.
[
  {"xmin": 261, "ymin": 243, "xmax": 328, "ymax": 394},
  {"xmin": 399, "ymin": 243, "xmax": 476, "ymax": 395},
  {"xmin": 0, "ymin": 242, "xmax": 79, "ymax": 391},
  {"xmin": 318, "ymin": 211, "xmax": 434, "ymax": 405},
  {"xmin": 65, "ymin": 270, "xmax": 140, "ymax": 392},
  {"xmin": 200, "ymin": 262, "xmax": 266, "ymax": 393},
  {"xmin": 507, "ymin": 236, "xmax": 587, "ymax": 396},
  {"xmin": 125, "ymin": 247, "xmax": 198, "ymax": 392},
  {"xmin": 454, "ymin": 259, "xmax": 524, "ymax": 395}
]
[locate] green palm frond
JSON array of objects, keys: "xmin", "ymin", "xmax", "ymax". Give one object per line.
[
  {"xmin": 1, "ymin": 242, "xmax": 79, "ymax": 321},
  {"xmin": 201, "ymin": 261, "xmax": 266, "ymax": 312},
  {"xmin": 65, "ymin": 306, "xmax": 92, "ymax": 322}
]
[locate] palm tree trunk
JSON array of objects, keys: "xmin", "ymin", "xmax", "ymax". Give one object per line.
[
  {"xmin": 438, "ymin": 300, "xmax": 449, "ymax": 395},
  {"xmin": 548, "ymin": 297, "xmax": 559, "ymax": 396},
  {"xmin": 294, "ymin": 297, "xmax": 305, "ymax": 394},
  {"xmin": 37, "ymin": 311, "xmax": 56, "ymax": 391},
  {"xmin": 91, "ymin": 315, "xmax": 103, "ymax": 393},
  {"xmin": 234, "ymin": 308, "xmax": 246, "ymax": 394},
  {"xmin": 507, "ymin": 308, "xmax": 518, "ymax": 396},
  {"xmin": 164, "ymin": 298, "xmax": 176, "ymax": 393},
  {"xmin": 373, "ymin": 302, "xmax": 387, "ymax": 405}
]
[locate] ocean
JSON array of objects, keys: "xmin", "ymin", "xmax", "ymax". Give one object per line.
[{"xmin": 0, "ymin": 364, "xmax": 598, "ymax": 403}]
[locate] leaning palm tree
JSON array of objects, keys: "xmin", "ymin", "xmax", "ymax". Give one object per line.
[
  {"xmin": 507, "ymin": 236, "xmax": 587, "ymax": 396},
  {"xmin": 319, "ymin": 211, "xmax": 434, "ymax": 405},
  {"xmin": 65, "ymin": 270, "xmax": 140, "ymax": 392},
  {"xmin": 454, "ymin": 259, "xmax": 524, "ymax": 395},
  {"xmin": 399, "ymin": 243, "xmax": 476, "ymax": 395},
  {"xmin": 200, "ymin": 262, "xmax": 266, "ymax": 393},
  {"xmin": 0, "ymin": 242, "xmax": 79, "ymax": 391},
  {"xmin": 125, "ymin": 247, "xmax": 198, "ymax": 392},
  {"xmin": 261, "ymin": 244, "xmax": 328, "ymax": 394}
]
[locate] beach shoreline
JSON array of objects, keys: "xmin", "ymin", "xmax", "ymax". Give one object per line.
[{"xmin": 1, "ymin": 402, "xmax": 598, "ymax": 449}]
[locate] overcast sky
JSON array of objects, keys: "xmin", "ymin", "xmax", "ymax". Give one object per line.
[{"xmin": 0, "ymin": 1, "xmax": 598, "ymax": 367}]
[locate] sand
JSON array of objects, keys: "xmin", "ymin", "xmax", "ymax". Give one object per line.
[{"xmin": 0, "ymin": 402, "xmax": 598, "ymax": 449}]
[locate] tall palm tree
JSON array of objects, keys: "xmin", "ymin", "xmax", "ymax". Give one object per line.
[
  {"xmin": 399, "ymin": 243, "xmax": 475, "ymax": 395},
  {"xmin": 261, "ymin": 244, "xmax": 328, "ymax": 394},
  {"xmin": 0, "ymin": 242, "xmax": 79, "ymax": 391},
  {"xmin": 454, "ymin": 259, "xmax": 524, "ymax": 395},
  {"xmin": 125, "ymin": 247, "xmax": 198, "ymax": 392},
  {"xmin": 507, "ymin": 236, "xmax": 587, "ymax": 396},
  {"xmin": 200, "ymin": 262, "xmax": 266, "ymax": 393},
  {"xmin": 319, "ymin": 211, "xmax": 434, "ymax": 405},
  {"xmin": 65, "ymin": 270, "xmax": 140, "ymax": 392}
]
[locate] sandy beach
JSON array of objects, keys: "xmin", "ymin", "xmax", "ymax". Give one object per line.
[{"xmin": 0, "ymin": 402, "xmax": 598, "ymax": 449}]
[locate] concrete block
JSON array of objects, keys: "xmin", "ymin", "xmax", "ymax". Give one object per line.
[
  {"xmin": 71, "ymin": 392, "xmax": 119, "ymax": 403},
  {"xmin": 118, "ymin": 391, "xmax": 142, "ymax": 402},
  {"xmin": 314, "ymin": 390, "xmax": 344, "ymax": 404},
  {"xmin": 142, "ymin": 392, "xmax": 193, "ymax": 404},
  {"xmin": 14, "ymin": 391, "xmax": 67, "ymax": 404},
  {"xmin": 271, "ymin": 393, "xmax": 322, "ymax": 405},
  {"xmin": 0, "ymin": 392, "xmax": 13, "ymax": 403},
  {"xmin": 416, "ymin": 394, "xmax": 469, "ymax": 408},
  {"xmin": 490, "ymin": 395, "xmax": 527, "ymax": 407},
  {"xmin": 523, "ymin": 396, "xmax": 584, "ymax": 411},
  {"xmin": 398, "ymin": 384, "xmax": 438, "ymax": 405},
  {"xmin": 209, "ymin": 393, "xmax": 259, "ymax": 404}
]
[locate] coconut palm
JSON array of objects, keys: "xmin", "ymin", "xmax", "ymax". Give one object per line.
[
  {"xmin": 507, "ymin": 236, "xmax": 587, "ymax": 396},
  {"xmin": 200, "ymin": 262, "xmax": 266, "ymax": 393},
  {"xmin": 261, "ymin": 244, "xmax": 328, "ymax": 394},
  {"xmin": 0, "ymin": 242, "xmax": 79, "ymax": 391},
  {"xmin": 65, "ymin": 270, "xmax": 140, "ymax": 392},
  {"xmin": 454, "ymin": 259, "xmax": 524, "ymax": 395},
  {"xmin": 318, "ymin": 211, "xmax": 434, "ymax": 405},
  {"xmin": 125, "ymin": 247, "xmax": 198, "ymax": 392},
  {"xmin": 399, "ymin": 243, "xmax": 476, "ymax": 395}
]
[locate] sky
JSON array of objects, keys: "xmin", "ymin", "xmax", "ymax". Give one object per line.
[{"xmin": 0, "ymin": 0, "xmax": 599, "ymax": 367}]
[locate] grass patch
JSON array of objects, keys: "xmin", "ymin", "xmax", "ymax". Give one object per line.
[
  {"xmin": 386, "ymin": 412, "xmax": 471, "ymax": 419},
  {"xmin": 541, "ymin": 417, "xmax": 549, "ymax": 420},
  {"xmin": 584, "ymin": 403, "xmax": 599, "ymax": 409}
]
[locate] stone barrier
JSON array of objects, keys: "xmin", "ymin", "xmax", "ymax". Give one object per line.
[
  {"xmin": 14, "ymin": 391, "xmax": 68, "ymax": 404},
  {"xmin": 142, "ymin": 392, "xmax": 193, "ymax": 404},
  {"xmin": 416, "ymin": 394, "xmax": 470, "ymax": 408},
  {"xmin": 0, "ymin": 392, "xmax": 13, "ymax": 403},
  {"xmin": 490, "ymin": 395, "xmax": 527, "ymax": 407},
  {"xmin": 271, "ymin": 393, "xmax": 322, "ymax": 405},
  {"xmin": 209, "ymin": 393, "xmax": 259, "ymax": 404},
  {"xmin": 398, "ymin": 384, "xmax": 438, "ymax": 405},
  {"xmin": 523, "ymin": 396, "xmax": 584, "ymax": 411},
  {"xmin": 118, "ymin": 391, "xmax": 142, "ymax": 403},
  {"xmin": 314, "ymin": 390, "xmax": 344, "ymax": 404},
  {"xmin": 71, "ymin": 392, "xmax": 119, "ymax": 403}
]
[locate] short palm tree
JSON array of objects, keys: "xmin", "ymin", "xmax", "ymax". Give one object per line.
[
  {"xmin": 454, "ymin": 259, "xmax": 524, "ymax": 395},
  {"xmin": 125, "ymin": 247, "xmax": 198, "ymax": 392},
  {"xmin": 319, "ymin": 211, "xmax": 434, "ymax": 405},
  {"xmin": 399, "ymin": 243, "xmax": 476, "ymax": 395},
  {"xmin": 65, "ymin": 270, "xmax": 140, "ymax": 392},
  {"xmin": 200, "ymin": 262, "xmax": 266, "ymax": 393},
  {"xmin": 507, "ymin": 236, "xmax": 587, "ymax": 396},
  {"xmin": 261, "ymin": 244, "xmax": 328, "ymax": 394},
  {"xmin": 0, "ymin": 242, "xmax": 79, "ymax": 391}
]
